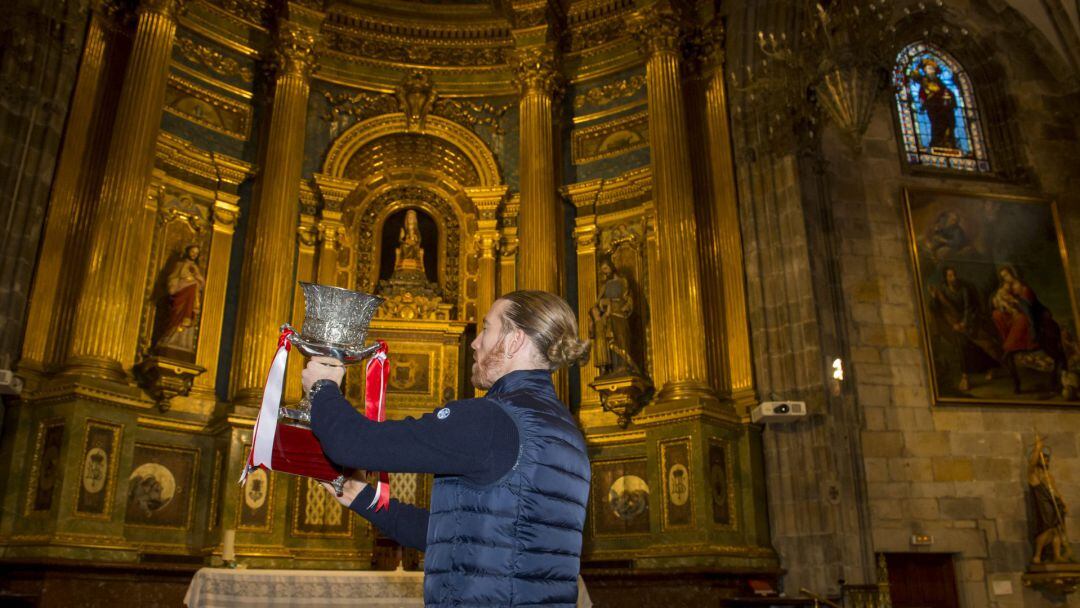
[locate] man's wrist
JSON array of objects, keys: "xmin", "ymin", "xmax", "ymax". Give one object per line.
[{"xmin": 308, "ymin": 378, "xmax": 339, "ymax": 402}]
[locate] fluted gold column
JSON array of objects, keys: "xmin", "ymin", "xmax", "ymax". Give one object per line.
[
  {"xmin": 512, "ymin": 47, "xmax": 562, "ymax": 294},
  {"xmin": 21, "ymin": 6, "xmax": 119, "ymax": 373},
  {"xmin": 285, "ymin": 219, "xmax": 318, "ymax": 404},
  {"xmin": 190, "ymin": 199, "xmax": 240, "ymax": 398},
  {"xmin": 230, "ymin": 22, "xmax": 318, "ymax": 406},
  {"xmin": 466, "ymin": 185, "xmax": 507, "ymax": 324},
  {"xmin": 316, "ymin": 213, "xmax": 345, "ymax": 287},
  {"xmin": 573, "ymin": 222, "xmax": 600, "ymax": 406},
  {"xmin": 628, "ymin": 3, "xmax": 713, "ymax": 402},
  {"xmin": 699, "ymin": 30, "xmax": 755, "ymax": 407},
  {"xmin": 67, "ymin": 0, "xmax": 184, "ymax": 379}
]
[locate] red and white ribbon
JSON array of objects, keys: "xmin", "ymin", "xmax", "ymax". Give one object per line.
[
  {"xmin": 365, "ymin": 340, "xmax": 391, "ymax": 511},
  {"xmin": 240, "ymin": 326, "xmax": 293, "ymax": 484}
]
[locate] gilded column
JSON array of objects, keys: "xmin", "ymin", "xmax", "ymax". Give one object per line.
[
  {"xmin": 512, "ymin": 47, "xmax": 562, "ymax": 294},
  {"xmin": 286, "ymin": 218, "xmax": 318, "ymax": 404},
  {"xmin": 466, "ymin": 186, "xmax": 507, "ymax": 325},
  {"xmin": 191, "ymin": 199, "xmax": 240, "ymax": 398},
  {"xmin": 67, "ymin": 0, "xmax": 184, "ymax": 378},
  {"xmin": 573, "ymin": 222, "xmax": 600, "ymax": 406},
  {"xmin": 21, "ymin": 4, "xmax": 119, "ymax": 372},
  {"xmin": 628, "ymin": 3, "xmax": 713, "ymax": 402},
  {"xmin": 698, "ymin": 28, "xmax": 755, "ymax": 407},
  {"xmin": 498, "ymin": 196, "xmax": 520, "ymax": 296},
  {"xmin": 316, "ymin": 213, "xmax": 345, "ymax": 287},
  {"xmin": 230, "ymin": 22, "xmax": 318, "ymax": 406}
]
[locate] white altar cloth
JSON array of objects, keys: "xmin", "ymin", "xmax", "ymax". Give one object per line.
[{"xmin": 184, "ymin": 568, "xmax": 424, "ymax": 608}]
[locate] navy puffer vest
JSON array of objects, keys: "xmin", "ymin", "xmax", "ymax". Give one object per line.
[{"xmin": 424, "ymin": 369, "xmax": 591, "ymax": 607}]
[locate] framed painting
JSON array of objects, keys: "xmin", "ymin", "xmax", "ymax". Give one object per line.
[
  {"xmin": 124, "ymin": 443, "xmax": 199, "ymax": 529},
  {"xmin": 75, "ymin": 420, "xmax": 123, "ymax": 519},
  {"xmin": 904, "ymin": 188, "xmax": 1080, "ymax": 405},
  {"xmin": 25, "ymin": 419, "xmax": 64, "ymax": 515},
  {"xmin": 659, "ymin": 438, "xmax": 693, "ymax": 530},
  {"xmin": 590, "ymin": 458, "xmax": 650, "ymax": 536}
]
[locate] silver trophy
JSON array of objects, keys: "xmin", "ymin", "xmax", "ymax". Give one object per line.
[{"xmin": 279, "ymin": 282, "xmax": 384, "ymax": 426}]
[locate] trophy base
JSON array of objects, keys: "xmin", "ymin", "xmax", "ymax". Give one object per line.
[{"xmin": 270, "ymin": 423, "xmax": 350, "ymax": 488}]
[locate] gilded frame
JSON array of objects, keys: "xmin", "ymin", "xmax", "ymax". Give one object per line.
[
  {"xmin": 124, "ymin": 442, "xmax": 200, "ymax": 531},
  {"xmin": 23, "ymin": 418, "xmax": 65, "ymax": 516},
  {"xmin": 659, "ymin": 436, "xmax": 694, "ymax": 531},
  {"xmin": 73, "ymin": 419, "xmax": 123, "ymax": 520},
  {"xmin": 903, "ymin": 187, "xmax": 1080, "ymax": 406},
  {"xmin": 236, "ymin": 451, "xmax": 275, "ymax": 533},
  {"xmin": 589, "ymin": 457, "xmax": 651, "ymax": 538},
  {"xmin": 707, "ymin": 438, "xmax": 738, "ymax": 531},
  {"xmin": 290, "ymin": 475, "xmax": 355, "ymax": 539},
  {"xmin": 571, "ymin": 110, "xmax": 649, "ymax": 165}
]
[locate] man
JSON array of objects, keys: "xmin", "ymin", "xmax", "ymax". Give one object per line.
[
  {"xmin": 302, "ymin": 290, "xmax": 592, "ymax": 607},
  {"xmin": 927, "ymin": 266, "xmax": 1000, "ymax": 392}
]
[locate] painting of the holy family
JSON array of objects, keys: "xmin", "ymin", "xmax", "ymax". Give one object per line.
[{"xmin": 905, "ymin": 189, "xmax": 1080, "ymax": 405}]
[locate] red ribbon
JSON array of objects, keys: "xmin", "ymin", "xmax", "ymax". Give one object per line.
[{"xmin": 365, "ymin": 340, "xmax": 391, "ymax": 511}]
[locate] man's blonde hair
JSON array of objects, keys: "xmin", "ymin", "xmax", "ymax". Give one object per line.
[{"xmin": 498, "ymin": 290, "xmax": 590, "ymax": 370}]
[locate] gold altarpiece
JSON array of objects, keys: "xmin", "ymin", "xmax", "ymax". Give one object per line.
[{"xmin": 2, "ymin": 0, "xmax": 777, "ymax": 600}]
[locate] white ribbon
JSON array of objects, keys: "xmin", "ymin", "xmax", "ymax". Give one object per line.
[{"xmin": 240, "ymin": 332, "xmax": 291, "ymax": 484}]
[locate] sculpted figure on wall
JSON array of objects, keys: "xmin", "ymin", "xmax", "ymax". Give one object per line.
[
  {"xmin": 155, "ymin": 244, "xmax": 206, "ymax": 353},
  {"xmin": 1029, "ymin": 435, "xmax": 1072, "ymax": 564},
  {"xmin": 395, "ymin": 209, "xmax": 426, "ymax": 273},
  {"xmin": 590, "ymin": 258, "xmax": 639, "ymax": 376}
]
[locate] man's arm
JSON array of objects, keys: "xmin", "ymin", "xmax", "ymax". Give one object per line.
[
  {"xmin": 309, "ymin": 382, "xmax": 519, "ymax": 484},
  {"xmin": 352, "ymin": 484, "xmax": 430, "ymax": 550}
]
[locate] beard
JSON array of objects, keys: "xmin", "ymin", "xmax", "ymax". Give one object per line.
[{"xmin": 471, "ymin": 340, "xmax": 507, "ymax": 390}]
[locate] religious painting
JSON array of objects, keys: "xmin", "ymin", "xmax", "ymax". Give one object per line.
[
  {"xmin": 291, "ymin": 476, "xmax": 352, "ymax": 538},
  {"xmin": 893, "ymin": 42, "xmax": 990, "ymax": 173},
  {"xmin": 207, "ymin": 448, "xmax": 224, "ymax": 531},
  {"xmin": 660, "ymin": 438, "xmax": 693, "ymax": 529},
  {"xmin": 708, "ymin": 440, "xmax": 735, "ymax": 528},
  {"xmin": 25, "ymin": 419, "xmax": 64, "ymax": 514},
  {"xmin": 572, "ymin": 111, "xmax": 649, "ymax": 164},
  {"xmin": 905, "ymin": 189, "xmax": 1080, "ymax": 405},
  {"xmin": 591, "ymin": 458, "xmax": 650, "ymax": 536},
  {"xmin": 75, "ymin": 420, "xmax": 122, "ymax": 518},
  {"xmin": 238, "ymin": 456, "xmax": 274, "ymax": 532},
  {"xmin": 125, "ymin": 443, "xmax": 198, "ymax": 529},
  {"xmin": 388, "ymin": 352, "xmax": 433, "ymax": 395}
]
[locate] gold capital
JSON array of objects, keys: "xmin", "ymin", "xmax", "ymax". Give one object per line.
[
  {"xmin": 627, "ymin": 3, "xmax": 684, "ymax": 57},
  {"xmin": 137, "ymin": 0, "xmax": 184, "ymax": 20},
  {"xmin": 274, "ymin": 21, "xmax": 318, "ymax": 80},
  {"xmin": 511, "ymin": 46, "xmax": 562, "ymax": 97}
]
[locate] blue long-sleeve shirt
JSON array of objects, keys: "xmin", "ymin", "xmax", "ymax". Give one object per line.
[{"xmin": 310, "ymin": 382, "xmax": 520, "ymax": 550}]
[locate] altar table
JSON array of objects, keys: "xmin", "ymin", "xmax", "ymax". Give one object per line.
[{"xmin": 184, "ymin": 568, "xmax": 424, "ymax": 607}]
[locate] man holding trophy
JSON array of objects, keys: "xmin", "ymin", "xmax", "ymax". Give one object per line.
[{"xmin": 296, "ymin": 288, "xmax": 591, "ymax": 607}]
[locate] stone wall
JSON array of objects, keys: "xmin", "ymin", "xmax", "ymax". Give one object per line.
[{"xmin": 816, "ymin": 12, "xmax": 1080, "ymax": 606}]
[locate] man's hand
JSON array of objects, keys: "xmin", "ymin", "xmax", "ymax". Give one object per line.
[
  {"xmin": 320, "ymin": 473, "xmax": 368, "ymax": 508},
  {"xmin": 302, "ymin": 356, "xmax": 345, "ymax": 393}
]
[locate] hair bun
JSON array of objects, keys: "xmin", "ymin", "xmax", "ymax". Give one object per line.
[{"xmin": 547, "ymin": 334, "xmax": 591, "ymax": 369}]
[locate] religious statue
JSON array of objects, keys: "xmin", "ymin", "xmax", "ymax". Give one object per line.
[
  {"xmin": 1029, "ymin": 434, "xmax": 1072, "ymax": 564},
  {"xmin": 155, "ymin": 244, "xmax": 205, "ymax": 352},
  {"xmin": 589, "ymin": 259, "xmax": 638, "ymax": 376},
  {"xmin": 394, "ymin": 209, "xmax": 426, "ymax": 274}
]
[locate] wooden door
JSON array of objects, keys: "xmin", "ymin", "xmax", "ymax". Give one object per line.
[{"xmin": 884, "ymin": 552, "xmax": 961, "ymax": 608}]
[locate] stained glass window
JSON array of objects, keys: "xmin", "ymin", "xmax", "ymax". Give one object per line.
[{"xmin": 894, "ymin": 42, "xmax": 990, "ymax": 172}]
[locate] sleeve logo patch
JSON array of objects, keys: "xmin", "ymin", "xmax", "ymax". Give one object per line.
[{"xmin": 437, "ymin": 407, "xmax": 451, "ymax": 420}]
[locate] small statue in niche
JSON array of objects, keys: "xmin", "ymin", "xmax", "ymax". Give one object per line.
[
  {"xmin": 589, "ymin": 259, "xmax": 639, "ymax": 376},
  {"xmin": 1029, "ymin": 434, "xmax": 1073, "ymax": 564},
  {"xmin": 155, "ymin": 244, "xmax": 205, "ymax": 353},
  {"xmin": 394, "ymin": 209, "xmax": 426, "ymax": 274}
]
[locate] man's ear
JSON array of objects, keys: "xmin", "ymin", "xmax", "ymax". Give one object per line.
[{"xmin": 504, "ymin": 327, "xmax": 528, "ymax": 358}]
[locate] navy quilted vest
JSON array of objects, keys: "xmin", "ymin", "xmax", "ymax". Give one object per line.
[{"xmin": 423, "ymin": 369, "xmax": 591, "ymax": 607}]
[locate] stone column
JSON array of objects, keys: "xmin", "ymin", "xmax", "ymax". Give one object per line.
[
  {"xmin": 697, "ymin": 28, "xmax": 755, "ymax": 409},
  {"xmin": 512, "ymin": 47, "xmax": 562, "ymax": 294},
  {"xmin": 67, "ymin": 0, "xmax": 184, "ymax": 379},
  {"xmin": 628, "ymin": 3, "xmax": 713, "ymax": 402},
  {"xmin": 230, "ymin": 21, "xmax": 318, "ymax": 406}
]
